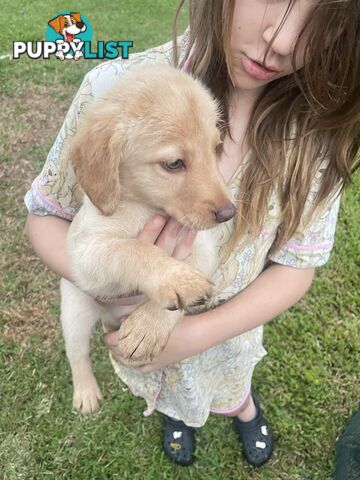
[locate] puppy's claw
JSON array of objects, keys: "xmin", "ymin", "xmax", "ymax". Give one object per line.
[
  {"xmin": 167, "ymin": 304, "xmax": 180, "ymax": 311},
  {"xmin": 118, "ymin": 332, "xmax": 131, "ymax": 340},
  {"xmin": 188, "ymin": 296, "xmax": 207, "ymax": 308},
  {"xmin": 166, "ymin": 293, "xmax": 186, "ymax": 311},
  {"xmin": 176, "ymin": 292, "xmax": 186, "ymax": 310},
  {"xmin": 129, "ymin": 334, "xmax": 146, "ymax": 359},
  {"xmin": 147, "ymin": 264, "xmax": 213, "ymax": 311}
]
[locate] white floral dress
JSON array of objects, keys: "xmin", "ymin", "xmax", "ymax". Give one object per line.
[{"xmin": 24, "ymin": 33, "xmax": 341, "ymax": 427}]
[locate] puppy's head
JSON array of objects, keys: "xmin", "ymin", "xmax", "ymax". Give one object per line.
[{"xmin": 70, "ymin": 64, "xmax": 235, "ymax": 229}]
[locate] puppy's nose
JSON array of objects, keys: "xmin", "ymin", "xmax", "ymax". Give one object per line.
[
  {"xmin": 214, "ymin": 203, "xmax": 236, "ymax": 223},
  {"xmin": 76, "ymin": 21, "xmax": 85, "ymax": 29}
]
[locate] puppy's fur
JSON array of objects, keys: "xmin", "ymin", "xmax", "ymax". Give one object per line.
[{"xmin": 61, "ymin": 64, "xmax": 235, "ymax": 414}]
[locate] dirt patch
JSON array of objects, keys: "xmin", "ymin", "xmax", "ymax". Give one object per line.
[{"xmin": 0, "ymin": 85, "xmax": 76, "ymax": 346}]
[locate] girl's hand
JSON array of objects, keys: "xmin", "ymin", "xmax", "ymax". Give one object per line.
[
  {"xmin": 102, "ymin": 215, "xmax": 198, "ymax": 364},
  {"xmin": 138, "ymin": 215, "xmax": 197, "ymax": 260}
]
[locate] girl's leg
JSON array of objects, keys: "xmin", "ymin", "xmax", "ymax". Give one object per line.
[{"xmin": 221, "ymin": 391, "xmax": 257, "ymax": 422}]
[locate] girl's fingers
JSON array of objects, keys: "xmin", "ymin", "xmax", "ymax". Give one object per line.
[
  {"xmin": 173, "ymin": 228, "xmax": 197, "ymax": 260},
  {"xmin": 137, "ymin": 215, "xmax": 167, "ymax": 244},
  {"xmin": 153, "ymin": 217, "xmax": 183, "ymax": 256},
  {"xmin": 103, "ymin": 330, "xmax": 120, "ymax": 348},
  {"xmin": 137, "ymin": 215, "xmax": 195, "ymax": 258}
]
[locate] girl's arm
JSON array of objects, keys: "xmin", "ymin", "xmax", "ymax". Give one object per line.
[
  {"xmin": 25, "ymin": 213, "xmax": 74, "ymax": 282},
  {"xmin": 194, "ymin": 262, "xmax": 314, "ymax": 350},
  {"xmin": 111, "ymin": 263, "xmax": 315, "ymax": 372}
]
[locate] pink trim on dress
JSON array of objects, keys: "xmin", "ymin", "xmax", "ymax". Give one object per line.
[
  {"xmin": 181, "ymin": 56, "xmax": 191, "ymax": 73},
  {"xmin": 210, "ymin": 386, "xmax": 252, "ymax": 415},
  {"xmin": 34, "ymin": 177, "xmax": 73, "ymax": 220},
  {"xmin": 181, "ymin": 42, "xmax": 195, "ymax": 73},
  {"xmin": 284, "ymin": 240, "xmax": 333, "ymax": 251}
]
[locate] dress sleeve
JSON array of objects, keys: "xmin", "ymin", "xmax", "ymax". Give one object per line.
[
  {"xmin": 24, "ymin": 69, "xmax": 94, "ymax": 220},
  {"xmin": 267, "ymin": 162, "xmax": 342, "ymax": 269},
  {"xmin": 24, "ymin": 34, "xmax": 189, "ymax": 220}
]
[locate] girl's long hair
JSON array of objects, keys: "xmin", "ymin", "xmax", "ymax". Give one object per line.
[{"xmin": 173, "ymin": 0, "xmax": 360, "ymax": 260}]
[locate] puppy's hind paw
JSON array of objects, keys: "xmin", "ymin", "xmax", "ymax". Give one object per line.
[{"xmin": 73, "ymin": 379, "xmax": 103, "ymax": 415}]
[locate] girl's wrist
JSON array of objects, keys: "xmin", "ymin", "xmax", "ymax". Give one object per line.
[
  {"xmin": 181, "ymin": 311, "xmax": 214, "ymax": 357},
  {"xmin": 185, "ymin": 306, "xmax": 234, "ymax": 355}
]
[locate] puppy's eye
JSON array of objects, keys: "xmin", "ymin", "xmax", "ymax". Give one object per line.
[
  {"xmin": 215, "ymin": 142, "xmax": 223, "ymax": 154},
  {"xmin": 162, "ymin": 159, "xmax": 185, "ymax": 171}
]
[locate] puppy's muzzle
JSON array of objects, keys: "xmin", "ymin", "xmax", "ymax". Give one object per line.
[{"xmin": 213, "ymin": 203, "xmax": 236, "ymax": 223}]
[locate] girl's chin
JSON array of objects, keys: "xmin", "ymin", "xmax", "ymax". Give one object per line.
[
  {"xmin": 231, "ymin": 66, "xmax": 292, "ymax": 93},
  {"xmin": 231, "ymin": 75, "xmax": 268, "ymax": 94}
]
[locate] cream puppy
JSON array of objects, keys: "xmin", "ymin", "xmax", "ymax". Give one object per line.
[{"xmin": 61, "ymin": 64, "xmax": 236, "ymax": 413}]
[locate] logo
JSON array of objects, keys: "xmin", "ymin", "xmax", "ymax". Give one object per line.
[{"xmin": 13, "ymin": 11, "xmax": 133, "ymax": 61}]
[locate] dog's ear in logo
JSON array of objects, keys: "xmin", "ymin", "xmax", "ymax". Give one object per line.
[{"xmin": 48, "ymin": 15, "xmax": 64, "ymax": 34}]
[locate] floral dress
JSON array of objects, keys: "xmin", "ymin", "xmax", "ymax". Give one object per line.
[{"xmin": 24, "ymin": 33, "xmax": 341, "ymax": 427}]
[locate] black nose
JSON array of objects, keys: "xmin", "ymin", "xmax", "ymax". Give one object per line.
[
  {"xmin": 76, "ymin": 21, "xmax": 85, "ymax": 29},
  {"xmin": 214, "ymin": 203, "xmax": 236, "ymax": 223}
]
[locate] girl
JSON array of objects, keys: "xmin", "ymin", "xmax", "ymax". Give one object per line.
[{"xmin": 25, "ymin": 0, "xmax": 360, "ymax": 469}]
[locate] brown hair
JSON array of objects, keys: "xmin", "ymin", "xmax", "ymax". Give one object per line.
[{"xmin": 173, "ymin": 0, "xmax": 360, "ymax": 261}]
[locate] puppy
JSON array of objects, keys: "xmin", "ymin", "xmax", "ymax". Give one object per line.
[
  {"xmin": 48, "ymin": 13, "xmax": 86, "ymax": 60},
  {"xmin": 60, "ymin": 64, "xmax": 236, "ymax": 413}
]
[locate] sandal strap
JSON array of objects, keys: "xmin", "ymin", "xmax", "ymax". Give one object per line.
[{"xmin": 164, "ymin": 415, "xmax": 193, "ymax": 429}]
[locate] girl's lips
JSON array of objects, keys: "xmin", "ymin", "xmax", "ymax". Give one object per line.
[{"xmin": 242, "ymin": 54, "xmax": 279, "ymax": 81}]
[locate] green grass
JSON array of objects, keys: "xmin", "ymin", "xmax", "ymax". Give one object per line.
[{"xmin": 1, "ymin": 1, "xmax": 359, "ymax": 479}]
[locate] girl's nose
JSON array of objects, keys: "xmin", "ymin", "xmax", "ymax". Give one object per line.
[{"xmin": 262, "ymin": 10, "xmax": 304, "ymax": 58}]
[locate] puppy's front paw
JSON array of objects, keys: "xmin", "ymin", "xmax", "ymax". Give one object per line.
[
  {"xmin": 150, "ymin": 265, "xmax": 213, "ymax": 312},
  {"xmin": 73, "ymin": 376, "xmax": 103, "ymax": 414},
  {"xmin": 116, "ymin": 306, "xmax": 177, "ymax": 363}
]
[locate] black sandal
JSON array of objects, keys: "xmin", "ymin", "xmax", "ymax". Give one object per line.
[
  {"xmin": 162, "ymin": 414, "xmax": 196, "ymax": 466},
  {"xmin": 233, "ymin": 394, "xmax": 274, "ymax": 468}
]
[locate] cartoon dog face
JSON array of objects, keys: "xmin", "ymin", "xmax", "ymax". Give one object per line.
[{"xmin": 48, "ymin": 13, "xmax": 86, "ymax": 42}]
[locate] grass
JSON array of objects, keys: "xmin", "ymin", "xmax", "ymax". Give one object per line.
[{"xmin": 1, "ymin": 1, "xmax": 359, "ymax": 479}]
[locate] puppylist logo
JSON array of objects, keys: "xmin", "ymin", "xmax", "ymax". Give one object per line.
[{"xmin": 13, "ymin": 11, "xmax": 133, "ymax": 61}]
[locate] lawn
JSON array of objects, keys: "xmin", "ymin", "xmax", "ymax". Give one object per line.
[{"xmin": 0, "ymin": 2, "xmax": 359, "ymax": 479}]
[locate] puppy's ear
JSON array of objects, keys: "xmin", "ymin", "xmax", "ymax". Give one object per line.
[
  {"xmin": 48, "ymin": 16, "xmax": 62, "ymax": 33},
  {"xmin": 70, "ymin": 110, "xmax": 124, "ymax": 216}
]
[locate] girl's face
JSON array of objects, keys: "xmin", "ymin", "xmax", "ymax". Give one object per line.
[{"xmin": 229, "ymin": 0, "xmax": 317, "ymax": 93}]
